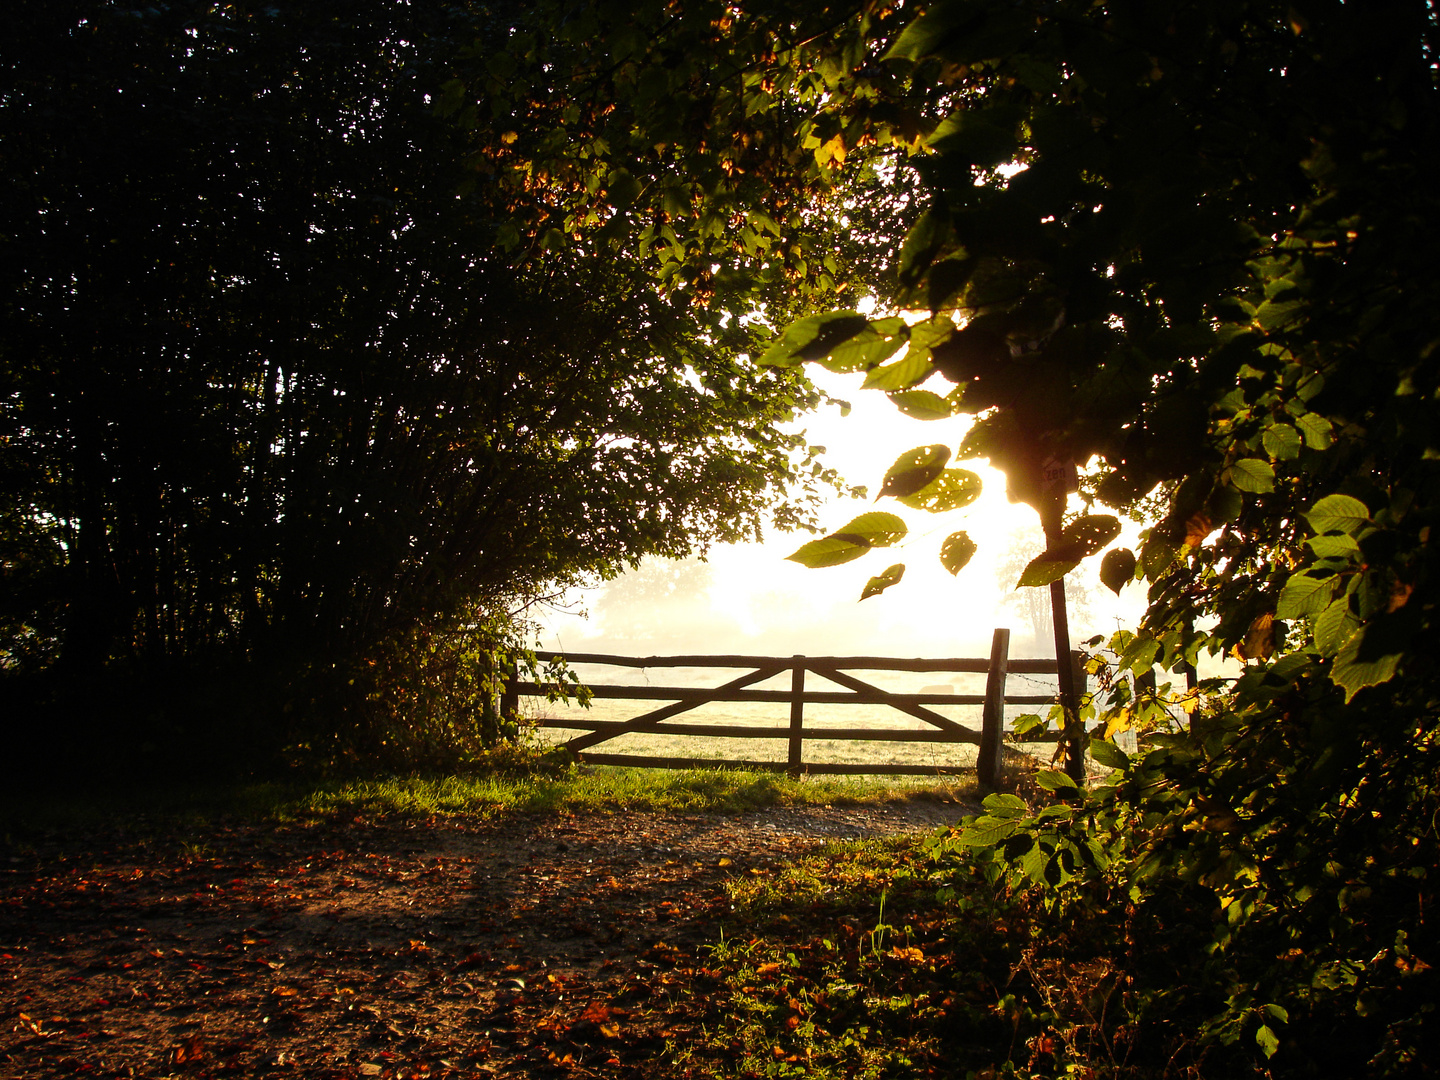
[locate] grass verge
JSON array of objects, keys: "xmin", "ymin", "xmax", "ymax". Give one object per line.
[{"xmin": 0, "ymin": 759, "xmax": 976, "ymax": 838}]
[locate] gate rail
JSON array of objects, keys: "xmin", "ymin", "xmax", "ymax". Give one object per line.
[{"xmin": 506, "ymin": 628, "xmax": 1084, "ymax": 787}]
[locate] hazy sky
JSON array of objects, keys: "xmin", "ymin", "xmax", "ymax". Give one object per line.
[{"xmin": 537, "ymin": 365, "xmax": 1150, "ymax": 664}]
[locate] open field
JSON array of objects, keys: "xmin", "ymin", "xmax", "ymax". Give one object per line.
[{"xmin": 525, "ymin": 661, "xmax": 1069, "ymax": 772}]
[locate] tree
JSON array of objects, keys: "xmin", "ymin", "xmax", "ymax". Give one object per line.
[
  {"xmin": 483, "ymin": 0, "xmax": 1440, "ymax": 1070},
  {"xmin": 0, "ymin": 0, "xmax": 838, "ymax": 773}
]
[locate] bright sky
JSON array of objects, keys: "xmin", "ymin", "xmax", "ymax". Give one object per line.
[{"xmin": 537, "ymin": 366, "xmax": 1151, "ymax": 664}]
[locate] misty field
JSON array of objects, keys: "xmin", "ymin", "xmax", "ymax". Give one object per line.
[{"xmin": 525, "ymin": 663, "xmax": 1068, "ymax": 771}]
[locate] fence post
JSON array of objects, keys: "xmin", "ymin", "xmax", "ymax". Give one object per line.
[
  {"xmin": 787, "ymin": 656, "xmax": 806, "ymax": 778},
  {"xmin": 978, "ymin": 628, "xmax": 1011, "ymax": 789},
  {"xmin": 1063, "ymin": 649, "xmax": 1087, "ymax": 779}
]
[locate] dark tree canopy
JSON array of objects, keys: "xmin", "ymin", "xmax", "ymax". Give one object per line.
[{"xmin": 0, "ymin": 1, "xmax": 837, "ymax": 769}]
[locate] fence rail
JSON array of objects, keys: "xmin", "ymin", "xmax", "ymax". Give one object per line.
[{"xmin": 506, "ymin": 629, "xmax": 1085, "ymax": 786}]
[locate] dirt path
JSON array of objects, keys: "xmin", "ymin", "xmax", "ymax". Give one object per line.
[{"xmin": 1, "ymin": 798, "xmax": 969, "ymax": 1079}]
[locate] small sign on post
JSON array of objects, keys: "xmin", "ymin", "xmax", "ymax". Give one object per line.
[{"xmin": 1040, "ymin": 456, "xmax": 1080, "ymax": 496}]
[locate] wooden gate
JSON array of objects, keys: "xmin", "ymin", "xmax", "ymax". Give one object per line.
[{"xmin": 506, "ymin": 629, "xmax": 1085, "ymax": 787}]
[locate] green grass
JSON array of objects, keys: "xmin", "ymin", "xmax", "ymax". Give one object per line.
[{"xmin": 0, "ymin": 761, "xmax": 975, "ymax": 838}]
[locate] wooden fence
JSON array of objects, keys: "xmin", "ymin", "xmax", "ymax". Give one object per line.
[{"xmin": 505, "ymin": 628, "xmax": 1085, "ymax": 787}]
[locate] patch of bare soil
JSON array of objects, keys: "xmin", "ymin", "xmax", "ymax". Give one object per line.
[{"xmin": 1, "ymin": 797, "xmax": 971, "ymax": 1079}]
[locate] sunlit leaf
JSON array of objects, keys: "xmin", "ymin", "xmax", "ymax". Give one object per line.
[
  {"xmin": 1018, "ymin": 554, "xmax": 1076, "ymax": 587},
  {"xmin": 832, "ymin": 511, "xmax": 908, "ymax": 547},
  {"xmin": 1313, "ymin": 597, "xmax": 1361, "ymax": 657},
  {"xmin": 1305, "ymin": 493, "xmax": 1371, "ymax": 535},
  {"xmin": 1331, "ymin": 624, "xmax": 1404, "ymax": 702},
  {"xmin": 1262, "ymin": 422, "xmax": 1301, "ymax": 460},
  {"xmin": 1226, "ymin": 458, "xmax": 1275, "ymax": 493},
  {"xmin": 1034, "ymin": 769, "xmax": 1078, "ymax": 792},
  {"xmin": 1256, "ymin": 1025, "xmax": 1280, "ymax": 1059},
  {"xmin": 786, "ymin": 535, "xmax": 869, "ymax": 568},
  {"xmin": 1017, "ymin": 515, "xmax": 1121, "ymax": 587},
  {"xmin": 879, "ymin": 445, "xmax": 951, "ymax": 499},
  {"xmin": 888, "ymin": 389, "xmax": 953, "ymax": 420},
  {"xmin": 860, "ymin": 563, "xmax": 905, "ymax": 600},
  {"xmin": 897, "ymin": 469, "xmax": 982, "ymax": 512},
  {"xmin": 861, "ymin": 348, "xmax": 934, "ymax": 390},
  {"xmin": 756, "ymin": 311, "xmax": 871, "ymax": 369},
  {"xmin": 1089, "ymin": 739, "xmax": 1130, "ymax": 770},
  {"xmin": 1296, "ymin": 412, "xmax": 1334, "ymax": 449},
  {"xmin": 1276, "ymin": 571, "xmax": 1335, "ymax": 620},
  {"xmin": 939, "ymin": 531, "xmax": 977, "ymax": 574}
]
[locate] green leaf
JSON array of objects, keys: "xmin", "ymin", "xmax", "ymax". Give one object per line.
[
  {"xmin": 1313, "ymin": 597, "xmax": 1361, "ymax": 657},
  {"xmin": 1305, "ymin": 494, "xmax": 1371, "ymax": 536},
  {"xmin": 832, "ymin": 511, "xmax": 908, "ymax": 547},
  {"xmin": 860, "ymin": 563, "xmax": 905, "ymax": 601},
  {"xmin": 1063, "ymin": 514, "xmax": 1122, "ymax": 554},
  {"xmin": 1099, "ymin": 547, "xmax": 1137, "ymax": 595},
  {"xmin": 939, "ymin": 531, "xmax": 978, "ymax": 575},
  {"xmin": 1227, "ymin": 458, "xmax": 1275, "ymax": 493},
  {"xmin": 861, "ymin": 348, "xmax": 935, "ymax": 390},
  {"xmin": 822, "ymin": 317, "xmax": 909, "ymax": 373},
  {"xmin": 888, "ymin": 389, "xmax": 954, "ymax": 420},
  {"xmin": 895, "ymin": 209, "xmax": 951, "ymax": 290},
  {"xmin": 897, "ymin": 469, "xmax": 983, "ymax": 512},
  {"xmin": 1331, "ymin": 625, "xmax": 1403, "ymax": 702},
  {"xmin": 1262, "ymin": 423, "xmax": 1302, "ymax": 460},
  {"xmin": 1306, "ymin": 534, "xmax": 1361, "ymax": 561},
  {"xmin": 1255, "ymin": 297, "xmax": 1305, "ymax": 331},
  {"xmin": 1296, "ymin": 412, "xmax": 1334, "ymax": 449},
  {"xmin": 981, "ymin": 792, "xmax": 1027, "ymax": 817},
  {"xmin": 879, "ymin": 445, "xmax": 951, "ymax": 499},
  {"xmin": 1255, "ymin": 1024, "xmax": 1280, "ymax": 1059},
  {"xmin": 1017, "ymin": 515, "xmax": 1122, "ymax": 587},
  {"xmin": 1140, "ymin": 537, "xmax": 1177, "ymax": 579},
  {"xmin": 1034, "ymin": 769, "xmax": 1078, "ymax": 792},
  {"xmin": 1276, "ymin": 571, "xmax": 1335, "ymax": 620},
  {"xmin": 1017, "ymin": 553, "xmax": 1075, "ymax": 587},
  {"xmin": 786, "ymin": 535, "xmax": 870, "ymax": 568},
  {"xmin": 957, "ymin": 816, "xmax": 1019, "ymax": 846},
  {"xmin": 882, "ymin": 6, "xmax": 959, "ymax": 62},
  {"xmin": 605, "ymin": 167, "xmax": 643, "ymax": 208},
  {"xmin": 1089, "ymin": 740, "xmax": 1130, "ymax": 770},
  {"xmin": 756, "ymin": 312, "xmax": 872, "ymax": 369}
]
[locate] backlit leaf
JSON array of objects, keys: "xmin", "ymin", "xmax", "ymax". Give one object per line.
[
  {"xmin": 1034, "ymin": 769, "xmax": 1078, "ymax": 792},
  {"xmin": 1276, "ymin": 571, "xmax": 1335, "ymax": 620},
  {"xmin": 860, "ymin": 563, "xmax": 905, "ymax": 600},
  {"xmin": 1017, "ymin": 554, "xmax": 1074, "ymax": 588},
  {"xmin": 879, "ymin": 445, "xmax": 951, "ymax": 498},
  {"xmin": 1296, "ymin": 412, "xmax": 1334, "ymax": 449},
  {"xmin": 897, "ymin": 469, "xmax": 982, "ymax": 512},
  {"xmin": 832, "ymin": 511, "xmax": 908, "ymax": 547},
  {"xmin": 888, "ymin": 389, "xmax": 953, "ymax": 420},
  {"xmin": 786, "ymin": 535, "xmax": 870, "ymax": 568},
  {"xmin": 1099, "ymin": 548, "xmax": 1137, "ymax": 595},
  {"xmin": 757, "ymin": 312, "xmax": 872, "ymax": 369},
  {"xmin": 861, "ymin": 348, "xmax": 934, "ymax": 390},
  {"xmin": 1305, "ymin": 493, "xmax": 1370, "ymax": 535},
  {"xmin": 939, "ymin": 531, "xmax": 977, "ymax": 574},
  {"xmin": 1262, "ymin": 422, "xmax": 1301, "ymax": 460},
  {"xmin": 1331, "ymin": 626, "xmax": 1403, "ymax": 702},
  {"xmin": 1227, "ymin": 458, "xmax": 1275, "ymax": 493},
  {"xmin": 1313, "ymin": 597, "xmax": 1361, "ymax": 657}
]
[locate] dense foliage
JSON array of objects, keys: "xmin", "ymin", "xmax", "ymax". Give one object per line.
[
  {"xmin": 464, "ymin": 0, "xmax": 1440, "ymax": 1072},
  {"xmin": 0, "ymin": 1, "xmax": 837, "ymax": 773}
]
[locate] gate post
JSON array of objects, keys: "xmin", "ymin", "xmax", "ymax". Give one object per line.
[
  {"xmin": 787, "ymin": 656, "xmax": 806, "ymax": 778},
  {"xmin": 979, "ymin": 628, "xmax": 1011, "ymax": 789}
]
